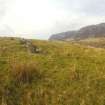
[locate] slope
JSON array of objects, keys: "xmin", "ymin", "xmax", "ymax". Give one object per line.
[{"xmin": 0, "ymin": 37, "xmax": 105, "ymax": 105}]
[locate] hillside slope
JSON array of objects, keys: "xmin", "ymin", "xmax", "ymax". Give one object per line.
[
  {"xmin": 75, "ymin": 37, "xmax": 105, "ymax": 48},
  {"xmin": 49, "ymin": 23, "xmax": 105, "ymax": 41},
  {"xmin": 1, "ymin": 37, "xmax": 105, "ymax": 105}
]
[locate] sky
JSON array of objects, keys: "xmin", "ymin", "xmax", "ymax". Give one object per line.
[{"xmin": 0, "ymin": 0, "xmax": 105, "ymax": 39}]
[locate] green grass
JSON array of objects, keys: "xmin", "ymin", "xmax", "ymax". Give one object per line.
[
  {"xmin": 1, "ymin": 37, "xmax": 105, "ymax": 105},
  {"xmin": 77, "ymin": 37, "xmax": 105, "ymax": 48}
]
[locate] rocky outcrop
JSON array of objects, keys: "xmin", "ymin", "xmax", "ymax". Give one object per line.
[{"xmin": 19, "ymin": 39, "xmax": 41, "ymax": 53}]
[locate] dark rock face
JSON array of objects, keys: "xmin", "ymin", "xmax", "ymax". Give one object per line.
[{"xmin": 49, "ymin": 23, "xmax": 105, "ymax": 41}]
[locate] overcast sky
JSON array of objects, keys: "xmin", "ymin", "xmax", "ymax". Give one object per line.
[{"xmin": 0, "ymin": 0, "xmax": 105, "ymax": 39}]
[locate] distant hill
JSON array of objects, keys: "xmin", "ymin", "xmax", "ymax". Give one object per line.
[{"xmin": 49, "ymin": 23, "xmax": 105, "ymax": 41}]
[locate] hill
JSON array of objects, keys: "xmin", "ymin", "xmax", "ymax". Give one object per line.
[
  {"xmin": 1, "ymin": 37, "xmax": 105, "ymax": 105},
  {"xmin": 49, "ymin": 23, "xmax": 105, "ymax": 41}
]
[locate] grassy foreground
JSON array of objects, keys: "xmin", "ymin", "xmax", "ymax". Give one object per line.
[{"xmin": 1, "ymin": 37, "xmax": 105, "ymax": 105}]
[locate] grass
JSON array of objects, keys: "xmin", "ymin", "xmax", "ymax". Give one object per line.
[
  {"xmin": 77, "ymin": 37, "xmax": 105, "ymax": 48},
  {"xmin": 0, "ymin": 37, "xmax": 105, "ymax": 104}
]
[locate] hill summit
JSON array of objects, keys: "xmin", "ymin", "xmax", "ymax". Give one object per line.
[{"xmin": 49, "ymin": 23, "xmax": 105, "ymax": 41}]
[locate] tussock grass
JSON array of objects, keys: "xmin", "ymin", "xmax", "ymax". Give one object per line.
[{"xmin": 9, "ymin": 61, "xmax": 42, "ymax": 85}]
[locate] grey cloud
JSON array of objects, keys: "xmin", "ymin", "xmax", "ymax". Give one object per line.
[
  {"xmin": 55, "ymin": 0, "xmax": 105, "ymax": 16},
  {"xmin": 0, "ymin": 0, "xmax": 14, "ymax": 36},
  {"xmin": 0, "ymin": 0, "xmax": 13, "ymax": 20},
  {"xmin": 79, "ymin": 0, "xmax": 105, "ymax": 16},
  {"xmin": 0, "ymin": 0, "xmax": 7, "ymax": 20},
  {"xmin": 0, "ymin": 25, "xmax": 15, "ymax": 35}
]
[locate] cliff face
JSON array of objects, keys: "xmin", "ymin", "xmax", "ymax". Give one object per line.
[{"xmin": 49, "ymin": 23, "xmax": 105, "ymax": 41}]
